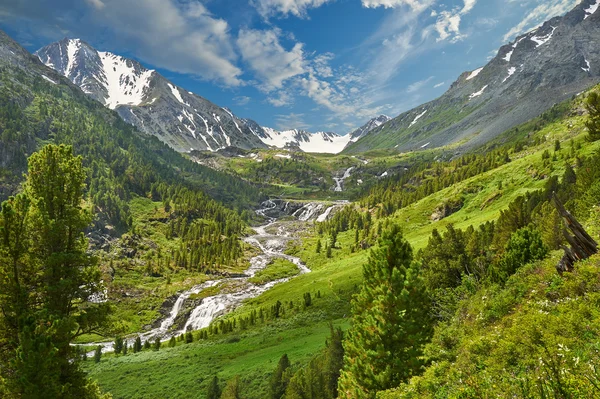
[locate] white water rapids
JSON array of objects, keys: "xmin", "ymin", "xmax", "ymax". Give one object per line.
[
  {"xmin": 333, "ymin": 167, "xmax": 354, "ymax": 192},
  {"xmin": 84, "ymin": 203, "xmax": 318, "ymax": 353}
]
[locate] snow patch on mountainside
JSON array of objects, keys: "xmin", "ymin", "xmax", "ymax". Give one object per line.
[
  {"xmin": 583, "ymin": 59, "xmax": 591, "ymax": 72},
  {"xmin": 65, "ymin": 39, "xmax": 80, "ymax": 76},
  {"xmin": 467, "ymin": 67, "xmax": 483, "ymax": 80},
  {"xmin": 99, "ymin": 52, "xmax": 154, "ymax": 110},
  {"xmin": 469, "ymin": 85, "xmax": 488, "ymax": 99},
  {"xmin": 531, "ymin": 27, "xmax": 557, "ymax": 48},
  {"xmin": 168, "ymin": 83, "xmax": 188, "ymax": 106},
  {"xmin": 410, "ymin": 110, "xmax": 428, "ymax": 127},
  {"xmin": 585, "ymin": 0, "xmax": 600, "ymax": 19},
  {"xmin": 503, "ymin": 67, "xmax": 517, "ymax": 83}
]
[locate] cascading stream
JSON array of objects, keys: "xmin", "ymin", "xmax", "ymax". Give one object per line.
[{"xmin": 83, "ymin": 201, "xmax": 324, "ymax": 353}]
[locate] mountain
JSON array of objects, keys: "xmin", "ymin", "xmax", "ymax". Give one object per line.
[
  {"xmin": 35, "ymin": 38, "xmax": 266, "ymax": 153},
  {"xmin": 240, "ymin": 114, "xmax": 391, "ymax": 154},
  {"xmin": 344, "ymin": 0, "xmax": 600, "ymax": 154},
  {"xmin": 349, "ymin": 115, "xmax": 392, "ymax": 141},
  {"xmin": 241, "ymin": 119, "xmax": 350, "ymax": 154}
]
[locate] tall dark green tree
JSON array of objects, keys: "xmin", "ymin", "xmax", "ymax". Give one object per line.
[
  {"xmin": 270, "ymin": 354, "xmax": 291, "ymax": 399},
  {"xmin": 585, "ymin": 91, "xmax": 600, "ymax": 141},
  {"xmin": 338, "ymin": 224, "xmax": 432, "ymax": 399},
  {"xmin": 0, "ymin": 144, "xmax": 111, "ymax": 398},
  {"xmin": 206, "ymin": 376, "xmax": 221, "ymax": 399},
  {"xmin": 221, "ymin": 375, "xmax": 243, "ymax": 399}
]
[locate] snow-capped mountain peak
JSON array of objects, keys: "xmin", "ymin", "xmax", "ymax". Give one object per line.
[
  {"xmin": 36, "ymin": 38, "xmax": 266, "ymax": 153},
  {"xmin": 36, "ymin": 38, "xmax": 156, "ymax": 110}
]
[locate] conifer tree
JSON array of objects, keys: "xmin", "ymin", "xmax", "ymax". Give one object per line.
[
  {"xmin": 133, "ymin": 336, "xmax": 142, "ymax": 353},
  {"xmin": 94, "ymin": 346, "xmax": 102, "ymax": 364},
  {"xmin": 0, "ymin": 144, "xmax": 110, "ymax": 398},
  {"xmin": 586, "ymin": 91, "xmax": 600, "ymax": 141},
  {"xmin": 270, "ymin": 354, "xmax": 291, "ymax": 399},
  {"xmin": 207, "ymin": 376, "xmax": 221, "ymax": 399},
  {"xmin": 221, "ymin": 375, "xmax": 243, "ymax": 399},
  {"xmin": 114, "ymin": 336, "xmax": 124, "ymax": 355},
  {"xmin": 338, "ymin": 224, "xmax": 432, "ymax": 398}
]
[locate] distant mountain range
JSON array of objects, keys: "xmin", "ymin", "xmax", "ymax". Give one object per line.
[
  {"xmin": 31, "ymin": 0, "xmax": 600, "ymax": 156},
  {"xmin": 344, "ymin": 0, "xmax": 600, "ymax": 153},
  {"xmin": 36, "ymin": 39, "xmax": 266, "ymax": 153},
  {"xmin": 36, "ymin": 38, "xmax": 392, "ymax": 155}
]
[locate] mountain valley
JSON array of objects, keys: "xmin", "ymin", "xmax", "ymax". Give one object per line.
[{"xmin": 2, "ymin": 1, "xmax": 600, "ymax": 398}]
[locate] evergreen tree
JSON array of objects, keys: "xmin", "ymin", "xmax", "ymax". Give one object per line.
[
  {"xmin": 207, "ymin": 376, "xmax": 221, "ymax": 399},
  {"xmin": 0, "ymin": 144, "xmax": 110, "ymax": 398},
  {"xmin": 221, "ymin": 375, "xmax": 243, "ymax": 399},
  {"xmin": 270, "ymin": 354, "xmax": 291, "ymax": 399},
  {"xmin": 338, "ymin": 224, "xmax": 432, "ymax": 398},
  {"xmin": 144, "ymin": 340, "xmax": 151, "ymax": 350},
  {"xmin": 153, "ymin": 337, "xmax": 161, "ymax": 351},
  {"xmin": 133, "ymin": 336, "xmax": 142, "ymax": 353},
  {"xmin": 94, "ymin": 346, "xmax": 102, "ymax": 364},
  {"xmin": 169, "ymin": 336, "xmax": 177, "ymax": 348},
  {"xmin": 492, "ymin": 226, "xmax": 548, "ymax": 283},
  {"xmin": 316, "ymin": 240, "xmax": 322, "ymax": 254},
  {"xmin": 585, "ymin": 91, "xmax": 600, "ymax": 141},
  {"xmin": 114, "ymin": 336, "xmax": 124, "ymax": 355}
]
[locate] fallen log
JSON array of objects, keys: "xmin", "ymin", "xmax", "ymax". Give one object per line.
[{"xmin": 552, "ymin": 193, "xmax": 598, "ymax": 274}]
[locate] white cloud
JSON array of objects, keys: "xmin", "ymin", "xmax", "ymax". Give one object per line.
[
  {"xmin": 267, "ymin": 91, "xmax": 293, "ymax": 107},
  {"xmin": 406, "ymin": 76, "xmax": 434, "ymax": 93},
  {"xmin": 234, "ymin": 96, "xmax": 251, "ymax": 106},
  {"xmin": 87, "ymin": 0, "xmax": 242, "ymax": 86},
  {"xmin": 433, "ymin": 0, "xmax": 479, "ymax": 42},
  {"xmin": 361, "ymin": 0, "xmax": 432, "ymax": 11},
  {"xmin": 434, "ymin": 81, "xmax": 445, "ymax": 88},
  {"xmin": 275, "ymin": 113, "xmax": 311, "ymax": 130},
  {"xmin": 502, "ymin": 0, "xmax": 580, "ymax": 43},
  {"xmin": 237, "ymin": 28, "xmax": 306, "ymax": 91},
  {"xmin": 251, "ymin": 0, "xmax": 331, "ymax": 18}
]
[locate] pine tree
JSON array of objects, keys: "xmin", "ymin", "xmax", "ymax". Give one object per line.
[
  {"xmin": 270, "ymin": 354, "xmax": 291, "ymax": 399},
  {"xmin": 94, "ymin": 346, "xmax": 102, "ymax": 364},
  {"xmin": 154, "ymin": 337, "xmax": 161, "ymax": 351},
  {"xmin": 0, "ymin": 144, "xmax": 110, "ymax": 398},
  {"xmin": 133, "ymin": 336, "xmax": 142, "ymax": 353},
  {"xmin": 221, "ymin": 375, "xmax": 243, "ymax": 399},
  {"xmin": 338, "ymin": 224, "xmax": 432, "ymax": 398},
  {"xmin": 316, "ymin": 240, "xmax": 322, "ymax": 254},
  {"xmin": 207, "ymin": 376, "xmax": 221, "ymax": 399},
  {"xmin": 114, "ymin": 336, "xmax": 124, "ymax": 355},
  {"xmin": 585, "ymin": 91, "xmax": 600, "ymax": 141}
]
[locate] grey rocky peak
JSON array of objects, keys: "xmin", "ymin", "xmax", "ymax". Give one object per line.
[
  {"xmin": 349, "ymin": 115, "xmax": 392, "ymax": 141},
  {"xmin": 36, "ymin": 39, "xmax": 266, "ymax": 153},
  {"xmin": 345, "ymin": 0, "xmax": 600, "ymax": 153}
]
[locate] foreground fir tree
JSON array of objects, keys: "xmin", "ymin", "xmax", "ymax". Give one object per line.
[
  {"xmin": 0, "ymin": 144, "xmax": 111, "ymax": 398},
  {"xmin": 338, "ymin": 224, "xmax": 432, "ymax": 398}
]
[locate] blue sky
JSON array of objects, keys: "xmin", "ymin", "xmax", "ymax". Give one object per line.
[{"xmin": 0, "ymin": 0, "xmax": 581, "ymax": 133}]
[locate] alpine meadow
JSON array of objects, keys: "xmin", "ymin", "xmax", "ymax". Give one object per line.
[{"xmin": 2, "ymin": 0, "xmax": 600, "ymax": 398}]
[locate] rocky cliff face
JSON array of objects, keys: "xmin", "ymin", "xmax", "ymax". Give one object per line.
[
  {"xmin": 345, "ymin": 0, "xmax": 600, "ymax": 154},
  {"xmin": 36, "ymin": 39, "xmax": 266, "ymax": 153}
]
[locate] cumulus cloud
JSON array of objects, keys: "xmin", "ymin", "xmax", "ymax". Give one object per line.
[
  {"xmin": 234, "ymin": 96, "xmax": 251, "ymax": 106},
  {"xmin": 502, "ymin": 0, "xmax": 580, "ymax": 42},
  {"xmin": 87, "ymin": 0, "xmax": 243, "ymax": 86},
  {"xmin": 361, "ymin": 0, "xmax": 432, "ymax": 10},
  {"xmin": 237, "ymin": 28, "xmax": 306, "ymax": 91},
  {"xmin": 251, "ymin": 0, "xmax": 331, "ymax": 18},
  {"xmin": 434, "ymin": 0, "xmax": 479, "ymax": 42}
]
